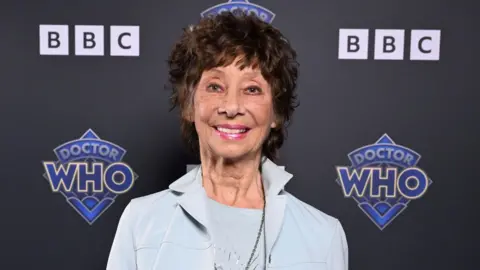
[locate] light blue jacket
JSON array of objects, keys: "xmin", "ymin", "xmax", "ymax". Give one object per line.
[{"xmin": 107, "ymin": 159, "xmax": 348, "ymax": 270}]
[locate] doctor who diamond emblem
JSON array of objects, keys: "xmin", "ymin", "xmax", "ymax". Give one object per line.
[
  {"xmin": 336, "ymin": 134, "xmax": 432, "ymax": 230},
  {"xmin": 42, "ymin": 129, "xmax": 138, "ymax": 224},
  {"xmin": 201, "ymin": 0, "xmax": 276, "ymax": 24}
]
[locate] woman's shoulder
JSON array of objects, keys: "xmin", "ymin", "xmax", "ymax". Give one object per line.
[
  {"xmin": 129, "ymin": 189, "xmax": 173, "ymax": 208},
  {"xmin": 283, "ymin": 191, "xmax": 341, "ymax": 235},
  {"xmin": 122, "ymin": 189, "xmax": 178, "ymax": 228},
  {"xmin": 282, "ymin": 192, "xmax": 349, "ymax": 265}
]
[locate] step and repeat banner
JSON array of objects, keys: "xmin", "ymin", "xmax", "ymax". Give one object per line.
[{"xmin": 1, "ymin": 0, "xmax": 477, "ymax": 269}]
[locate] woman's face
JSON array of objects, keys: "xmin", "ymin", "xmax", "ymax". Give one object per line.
[{"xmin": 191, "ymin": 60, "xmax": 276, "ymax": 161}]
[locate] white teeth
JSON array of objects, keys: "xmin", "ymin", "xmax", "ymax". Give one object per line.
[{"xmin": 217, "ymin": 127, "xmax": 247, "ymax": 134}]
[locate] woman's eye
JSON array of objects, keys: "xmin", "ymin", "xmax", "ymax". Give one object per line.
[
  {"xmin": 207, "ymin": 83, "xmax": 223, "ymax": 92},
  {"xmin": 245, "ymin": 86, "xmax": 262, "ymax": 94}
]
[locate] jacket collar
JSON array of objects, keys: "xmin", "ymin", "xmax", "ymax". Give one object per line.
[
  {"xmin": 169, "ymin": 158, "xmax": 293, "ymax": 196},
  {"xmin": 168, "ymin": 158, "xmax": 292, "ymax": 255}
]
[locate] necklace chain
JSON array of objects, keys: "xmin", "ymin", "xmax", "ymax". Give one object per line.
[
  {"xmin": 214, "ymin": 182, "xmax": 266, "ymax": 270},
  {"xmin": 244, "ymin": 188, "xmax": 266, "ymax": 270}
]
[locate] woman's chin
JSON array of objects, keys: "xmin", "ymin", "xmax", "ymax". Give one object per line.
[{"xmin": 210, "ymin": 146, "xmax": 256, "ymax": 161}]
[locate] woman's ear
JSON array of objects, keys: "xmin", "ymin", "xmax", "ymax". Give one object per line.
[{"xmin": 271, "ymin": 114, "xmax": 283, "ymax": 129}]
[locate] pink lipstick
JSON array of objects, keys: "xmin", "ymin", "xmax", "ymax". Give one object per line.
[{"xmin": 214, "ymin": 124, "xmax": 250, "ymax": 140}]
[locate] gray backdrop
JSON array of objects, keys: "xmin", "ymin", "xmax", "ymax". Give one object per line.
[{"xmin": 1, "ymin": 0, "xmax": 477, "ymax": 269}]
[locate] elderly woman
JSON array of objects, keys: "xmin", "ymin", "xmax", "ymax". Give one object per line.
[{"xmin": 107, "ymin": 12, "xmax": 348, "ymax": 270}]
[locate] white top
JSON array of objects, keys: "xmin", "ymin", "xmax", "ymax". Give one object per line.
[{"xmin": 207, "ymin": 197, "xmax": 266, "ymax": 269}]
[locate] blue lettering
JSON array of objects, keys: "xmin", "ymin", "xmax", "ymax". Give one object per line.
[
  {"xmin": 370, "ymin": 167, "xmax": 397, "ymax": 198},
  {"xmin": 76, "ymin": 163, "xmax": 103, "ymax": 192},
  {"xmin": 104, "ymin": 163, "xmax": 134, "ymax": 194},
  {"xmin": 337, "ymin": 166, "xmax": 429, "ymax": 199},
  {"xmin": 44, "ymin": 162, "xmax": 77, "ymax": 192},
  {"xmin": 337, "ymin": 167, "xmax": 370, "ymax": 197},
  {"xmin": 43, "ymin": 161, "xmax": 134, "ymax": 194},
  {"xmin": 397, "ymin": 168, "xmax": 428, "ymax": 199}
]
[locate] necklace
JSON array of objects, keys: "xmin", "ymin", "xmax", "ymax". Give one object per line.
[
  {"xmin": 214, "ymin": 182, "xmax": 266, "ymax": 270},
  {"xmin": 244, "ymin": 188, "xmax": 266, "ymax": 270}
]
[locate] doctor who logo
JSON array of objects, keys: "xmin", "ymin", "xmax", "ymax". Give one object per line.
[
  {"xmin": 42, "ymin": 129, "xmax": 138, "ymax": 225},
  {"xmin": 336, "ymin": 134, "xmax": 432, "ymax": 230},
  {"xmin": 201, "ymin": 0, "xmax": 276, "ymax": 24}
]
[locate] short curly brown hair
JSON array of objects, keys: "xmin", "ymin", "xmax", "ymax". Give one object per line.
[{"xmin": 168, "ymin": 11, "xmax": 299, "ymax": 161}]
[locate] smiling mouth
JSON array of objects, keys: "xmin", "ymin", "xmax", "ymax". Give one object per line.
[
  {"xmin": 213, "ymin": 125, "xmax": 251, "ymax": 139},
  {"xmin": 215, "ymin": 126, "xmax": 249, "ymax": 134}
]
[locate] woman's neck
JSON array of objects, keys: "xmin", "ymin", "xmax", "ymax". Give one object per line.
[{"xmin": 200, "ymin": 152, "xmax": 264, "ymax": 209}]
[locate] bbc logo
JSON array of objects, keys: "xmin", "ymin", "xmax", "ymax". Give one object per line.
[
  {"xmin": 39, "ymin": 25, "xmax": 140, "ymax": 56},
  {"xmin": 338, "ymin": 29, "xmax": 441, "ymax": 61}
]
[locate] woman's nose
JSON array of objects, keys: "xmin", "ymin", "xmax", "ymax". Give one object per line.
[{"xmin": 218, "ymin": 90, "xmax": 245, "ymax": 117}]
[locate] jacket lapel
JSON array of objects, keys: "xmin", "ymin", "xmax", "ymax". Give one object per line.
[
  {"xmin": 261, "ymin": 158, "xmax": 292, "ymax": 257},
  {"xmin": 170, "ymin": 167, "xmax": 211, "ymax": 235},
  {"xmin": 168, "ymin": 158, "xmax": 293, "ymax": 257}
]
